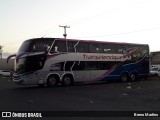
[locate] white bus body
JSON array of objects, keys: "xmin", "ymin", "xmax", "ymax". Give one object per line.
[{"xmin": 8, "ymin": 38, "xmax": 149, "ymax": 86}]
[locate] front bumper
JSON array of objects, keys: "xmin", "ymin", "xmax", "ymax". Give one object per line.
[{"xmin": 12, "ymin": 74, "xmax": 24, "ymax": 85}]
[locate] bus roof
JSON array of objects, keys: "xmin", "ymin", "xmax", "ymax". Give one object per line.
[{"xmin": 26, "ymin": 37, "xmax": 148, "ymax": 46}]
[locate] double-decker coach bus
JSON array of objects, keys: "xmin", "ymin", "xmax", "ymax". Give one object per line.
[{"xmin": 7, "ymin": 38, "xmax": 150, "ymax": 86}]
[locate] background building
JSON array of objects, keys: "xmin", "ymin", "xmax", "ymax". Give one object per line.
[{"xmin": 150, "ymin": 51, "xmax": 160, "ymax": 65}]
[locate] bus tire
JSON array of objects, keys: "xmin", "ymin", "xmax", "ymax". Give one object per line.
[
  {"xmin": 130, "ymin": 73, "xmax": 137, "ymax": 82},
  {"xmin": 61, "ymin": 75, "xmax": 74, "ymax": 86},
  {"xmin": 121, "ymin": 73, "xmax": 128, "ymax": 82},
  {"xmin": 47, "ymin": 75, "xmax": 59, "ymax": 87}
]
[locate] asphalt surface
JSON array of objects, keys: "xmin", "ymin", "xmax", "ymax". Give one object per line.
[{"xmin": 0, "ymin": 77, "xmax": 160, "ymax": 119}]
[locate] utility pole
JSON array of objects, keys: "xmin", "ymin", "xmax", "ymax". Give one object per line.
[
  {"xmin": 0, "ymin": 45, "xmax": 3, "ymax": 59},
  {"xmin": 59, "ymin": 25, "xmax": 70, "ymax": 39},
  {"xmin": 59, "ymin": 25, "xmax": 70, "ymax": 52}
]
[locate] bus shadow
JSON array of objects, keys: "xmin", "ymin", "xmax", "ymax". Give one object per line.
[{"xmin": 11, "ymin": 78, "xmax": 156, "ymax": 90}]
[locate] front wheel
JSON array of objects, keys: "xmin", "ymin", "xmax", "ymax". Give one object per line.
[
  {"xmin": 130, "ymin": 73, "xmax": 137, "ymax": 82},
  {"xmin": 47, "ymin": 76, "xmax": 59, "ymax": 87}
]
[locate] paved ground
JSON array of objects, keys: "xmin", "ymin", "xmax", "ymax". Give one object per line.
[{"xmin": 0, "ymin": 77, "xmax": 160, "ymax": 119}]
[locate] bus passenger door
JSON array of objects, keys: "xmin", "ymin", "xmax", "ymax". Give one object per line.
[{"xmin": 72, "ymin": 61, "xmax": 90, "ymax": 82}]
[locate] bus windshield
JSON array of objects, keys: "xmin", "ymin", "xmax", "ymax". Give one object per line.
[
  {"xmin": 16, "ymin": 54, "xmax": 47, "ymax": 74},
  {"xmin": 18, "ymin": 38, "xmax": 55, "ymax": 55}
]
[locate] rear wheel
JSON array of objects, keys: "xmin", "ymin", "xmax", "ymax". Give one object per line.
[
  {"xmin": 61, "ymin": 75, "xmax": 74, "ymax": 86},
  {"xmin": 130, "ymin": 73, "xmax": 137, "ymax": 82},
  {"xmin": 121, "ymin": 73, "xmax": 128, "ymax": 82},
  {"xmin": 47, "ymin": 76, "xmax": 59, "ymax": 87}
]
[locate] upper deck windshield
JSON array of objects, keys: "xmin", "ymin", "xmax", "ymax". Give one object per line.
[{"xmin": 18, "ymin": 38, "xmax": 55, "ymax": 55}]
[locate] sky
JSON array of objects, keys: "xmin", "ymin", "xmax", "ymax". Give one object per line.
[{"xmin": 1, "ymin": 0, "xmax": 160, "ymax": 58}]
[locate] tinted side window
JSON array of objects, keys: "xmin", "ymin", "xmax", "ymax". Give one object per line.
[
  {"xmin": 72, "ymin": 61, "xmax": 87, "ymax": 70},
  {"xmin": 86, "ymin": 61, "xmax": 98, "ymax": 70},
  {"xmin": 141, "ymin": 45, "xmax": 149, "ymax": 55},
  {"xmin": 69, "ymin": 61, "xmax": 121, "ymax": 70},
  {"xmin": 76, "ymin": 42, "xmax": 89, "ymax": 53},
  {"xmin": 89, "ymin": 43, "xmax": 102, "ymax": 53},
  {"xmin": 65, "ymin": 61, "xmax": 74, "ymax": 71},
  {"xmin": 98, "ymin": 61, "xmax": 120, "ymax": 70},
  {"xmin": 68, "ymin": 41, "xmax": 77, "ymax": 52},
  {"xmin": 116, "ymin": 45, "xmax": 128, "ymax": 54},
  {"xmin": 50, "ymin": 41, "xmax": 67, "ymax": 53},
  {"xmin": 102, "ymin": 44, "xmax": 116, "ymax": 53},
  {"xmin": 129, "ymin": 45, "xmax": 149, "ymax": 62}
]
